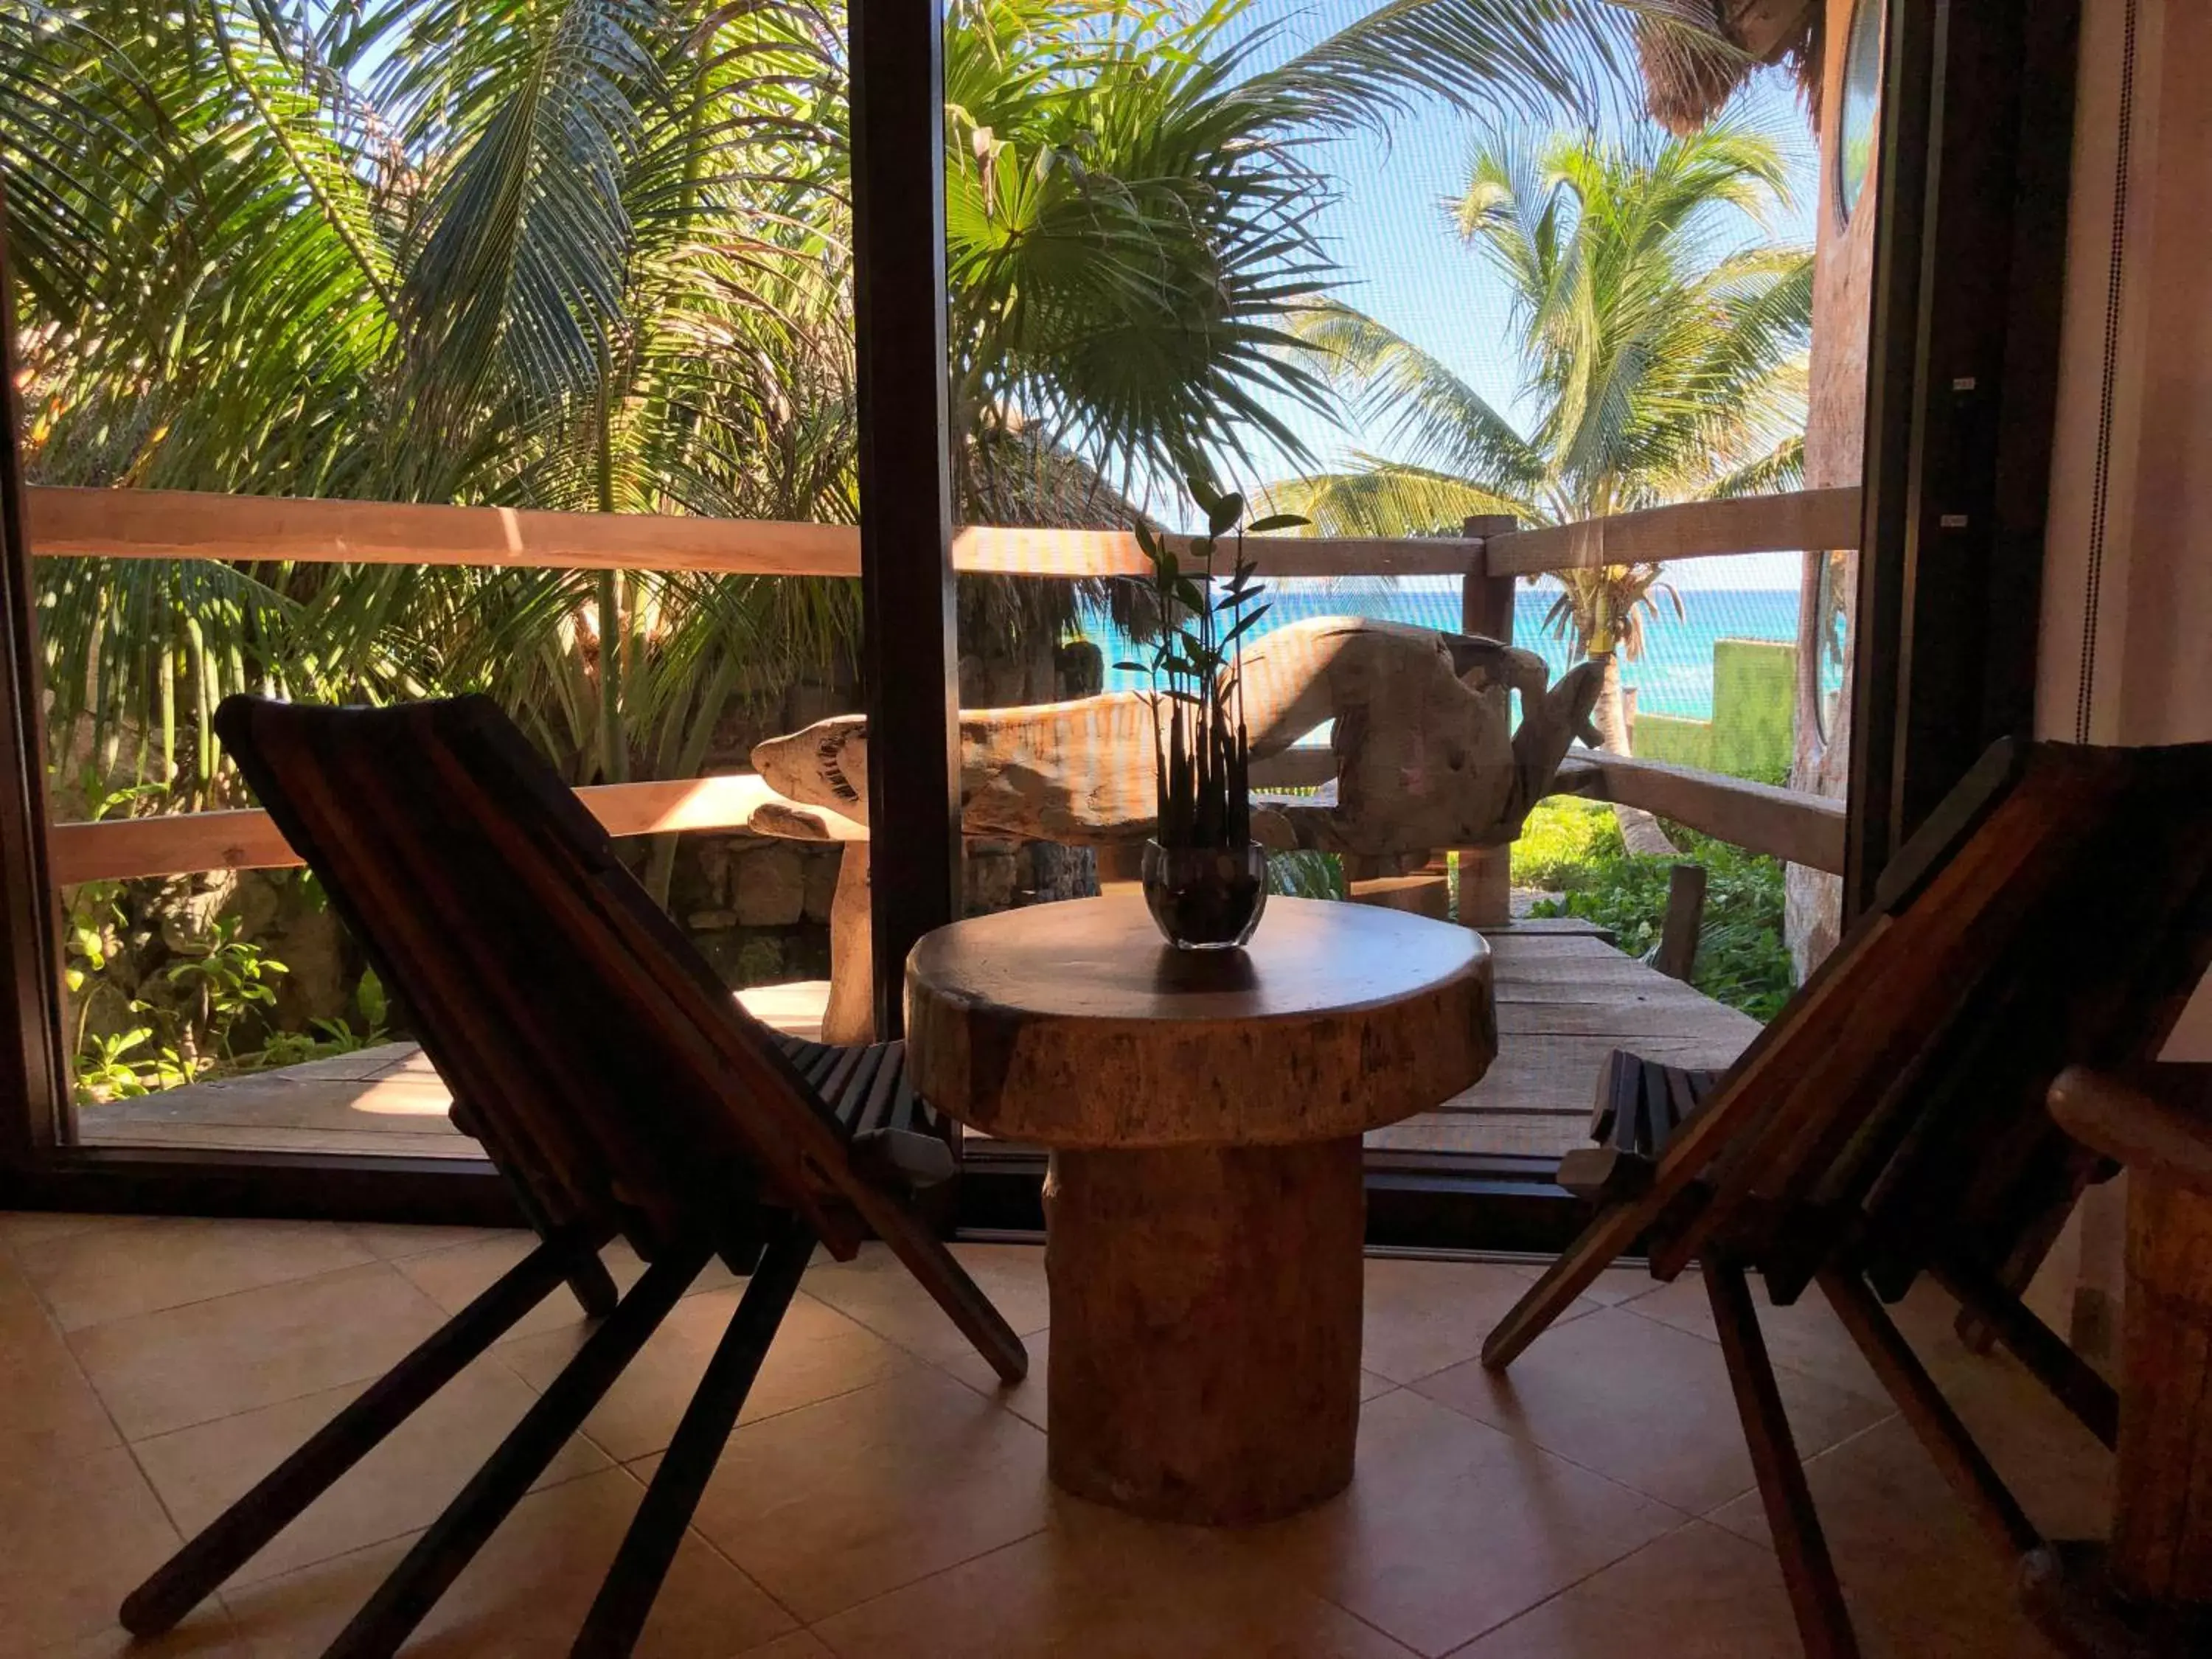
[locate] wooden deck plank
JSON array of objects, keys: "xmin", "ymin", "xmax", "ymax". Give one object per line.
[{"xmin": 73, "ymin": 939, "xmax": 1761, "ymax": 1164}]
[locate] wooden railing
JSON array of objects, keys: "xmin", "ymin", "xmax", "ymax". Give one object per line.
[
  {"xmin": 25, "ymin": 486, "xmax": 1481, "ymax": 580},
  {"xmin": 1554, "ymin": 752, "xmax": 1847, "ymax": 874},
  {"xmin": 1481, "ymin": 488, "xmax": 1860, "ymax": 577},
  {"xmin": 29, "ymin": 483, "xmax": 1865, "ymax": 882},
  {"xmin": 48, "ymin": 774, "xmax": 790, "ymax": 886}
]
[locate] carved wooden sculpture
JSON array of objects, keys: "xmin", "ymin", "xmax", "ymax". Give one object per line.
[{"xmin": 750, "ymin": 616, "xmax": 1603, "ymax": 857}]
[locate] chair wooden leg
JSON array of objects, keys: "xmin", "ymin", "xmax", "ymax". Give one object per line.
[
  {"xmin": 119, "ymin": 1228, "xmax": 607, "ymax": 1638},
  {"xmin": 1705, "ymin": 1259, "xmax": 1861, "ymax": 1659},
  {"xmin": 848, "ymin": 1183, "xmax": 1028, "ymax": 1383},
  {"xmin": 1483, "ymin": 1197, "xmax": 1656, "ymax": 1370},
  {"xmin": 566, "ymin": 1252, "xmax": 622, "ymax": 1320},
  {"xmin": 1818, "ymin": 1267, "xmax": 2043, "ymax": 1559},
  {"xmin": 319, "ymin": 1242, "xmax": 711, "ymax": 1659},
  {"xmin": 1928, "ymin": 1248, "xmax": 2118, "ymax": 1450},
  {"xmin": 571, "ymin": 1218, "xmax": 816, "ymax": 1658}
]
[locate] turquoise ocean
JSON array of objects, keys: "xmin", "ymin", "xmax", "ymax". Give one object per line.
[{"xmin": 1086, "ymin": 578, "xmax": 1812, "ymax": 723}]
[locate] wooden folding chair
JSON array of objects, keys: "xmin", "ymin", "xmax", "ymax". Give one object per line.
[
  {"xmin": 119, "ymin": 694, "xmax": 1028, "ymax": 1659},
  {"xmin": 1484, "ymin": 738, "xmax": 2212, "ymax": 1658}
]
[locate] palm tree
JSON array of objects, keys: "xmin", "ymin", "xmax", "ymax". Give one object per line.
[
  {"xmin": 4, "ymin": 0, "xmax": 1756, "ymax": 810},
  {"xmin": 1267, "ymin": 122, "xmax": 1813, "ymax": 754},
  {"xmin": 12, "ymin": 0, "xmax": 860, "ymax": 816}
]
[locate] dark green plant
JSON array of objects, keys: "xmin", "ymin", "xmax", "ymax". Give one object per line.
[
  {"xmin": 1119, "ymin": 481, "xmax": 1302, "ymax": 849},
  {"xmin": 1529, "ymin": 827, "xmax": 1795, "ymax": 1021},
  {"xmin": 161, "ymin": 917, "xmax": 287, "ymax": 1068},
  {"xmin": 1267, "ymin": 849, "xmax": 1347, "ymax": 901}
]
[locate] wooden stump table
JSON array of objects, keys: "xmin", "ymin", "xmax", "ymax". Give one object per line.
[{"xmin": 906, "ymin": 894, "xmax": 1496, "ymax": 1525}]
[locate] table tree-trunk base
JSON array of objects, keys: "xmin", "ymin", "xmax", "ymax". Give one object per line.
[{"xmin": 1043, "ymin": 1136, "xmax": 1364, "ymax": 1526}]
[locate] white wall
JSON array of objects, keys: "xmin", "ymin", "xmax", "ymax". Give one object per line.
[{"xmin": 2037, "ymin": 0, "xmax": 2212, "ymax": 1057}]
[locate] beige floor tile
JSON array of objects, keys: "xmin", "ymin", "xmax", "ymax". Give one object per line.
[
  {"xmin": 69, "ymin": 1263, "xmax": 449, "ymax": 1441},
  {"xmin": 732, "ymin": 1636, "xmax": 836, "ymax": 1659},
  {"xmin": 668, "ymin": 1364, "xmax": 1050, "ymax": 1623},
  {"xmin": 220, "ymin": 1467, "xmax": 794, "ymax": 1658},
  {"xmin": 814, "ymin": 1495, "xmax": 1416, "ymax": 1658},
  {"xmin": 393, "ymin": 1233, "xmax": 635, "ymax": 1341},
  {"xmin": 0, "ymin": 1265, "xmax": 121, "ymax": 1464},
  {"xmin": 500, "ymin": 1287, "xmax": 915, "ymax": 1464},
  {"xmin": 340, "ymin": 1223, "xmax": 506, "ymax": 1262},
  {"xmin": 1637, "ymin": 1276, "xmax": 2111, "ymax": 1541},
  {"xmin": 18, "ymin": 1218, "xmax": 374, "ymax": 1332},
  {"xmin": 0, "ymin": 1445, "xmax": 181, "ymax": 1658},
  {"xmin": 1236, "ymin": 1388, "xmax": 1683, "ymax": 1657},
  {"xmin": 0, "ymin": 1212, "xmax": 147, "ymax": 1253},
  {"xmin": 1413, "ymin": 1304, "xmax": 1892, "ymax": 1514},
  {"xmin": 801, "ymin": 1242, "xmax": 1050, "ymax": 1368},
  {"xmin": 1495, "ymin": 1258, "xmax": 1667, "ymax": 1308},
  {"xmin": 1708, "ymin": 1419, "xmax": 2063, "ymax": 1657},
  {"xmin": 934, "ymin": 1326, "xmax": 1049, "ymax": 1430},
  {"xmin": 396, "ymin": 1234, "xmax": 735, "ymax": 1344},
  {"xmin": 1624, "ymin": 1271, "xmax": 1890, "ymax": 1404},
  {"xmin": 1879, "ymin": 1283, "xmax": 2113, "ymax": 1543},
  {"xmin": 132, "ymin": 1356, "xmax": 609, "ymax": 1587},
  {"xmin": 1447, "ymin": 1518, "xmax": 1903, "ymax": 1658},
  {"xmin": 33, "ymin": 1607, "xmax": 247, "ymax": 1659},
  {"xmin": 1361, "ymin": 1256, "xmax": 1598, "ymax": 1385}
]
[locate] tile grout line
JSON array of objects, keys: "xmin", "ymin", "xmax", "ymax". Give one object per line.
[
  {"xmin": 1399, "ymin": 1375, "xmax": 1736, "ymax": 1526},
  {"xmin": 786, "ymin": 1522, "xmax": 1052, "ymax": 1644},
  {"xmin": 1422, "ymin": 1511, "xmax": 1723, "ymax": 1659},
  {"xmin": 27, "ymin": 1227, "xmax": 400, "ymax": 1339}
]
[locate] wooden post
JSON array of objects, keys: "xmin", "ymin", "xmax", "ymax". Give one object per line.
[
  {"xmin": 2034, "ymin": 1067, "xmax": 2212, "ymax": 1648},
  {"xmin": 849, "ymin": 0, "xmax": 959, "ymax": 1040},
  {"xmin": 1653, "ymin": 863, "xmax": 1708, "ymax": 981},
  {"xmin": 0, "ymin": 188, "xmax": 67, "ymax": 1163},
  {"xmin": 2111, "ymin": 1172, "xmax": 2212, "ymax": 1606},
  {"xmin": 1458, "ymin": 515, "xmax": 1519, "ymax": 928}
]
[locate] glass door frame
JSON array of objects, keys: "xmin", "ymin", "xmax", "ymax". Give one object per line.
[{"xmin": 0, "ymin": 0, "xmax": 2083, "ymax": 1248}]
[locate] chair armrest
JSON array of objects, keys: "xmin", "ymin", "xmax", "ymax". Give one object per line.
[{"xmin": 2048, "ymin": 1065, "xmax": 2212, "ymax": 1197}]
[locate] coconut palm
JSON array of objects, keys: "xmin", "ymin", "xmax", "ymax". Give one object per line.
[
  {"xmin": 11, "ymin": 0, "xmax": 860, "ymax": 815},
  {"xmin": 5, "ymin": 0, "xmax": 1753, "ymax": 810},
  {"xmin": 1266, "ymin": 122, "xmax": 1812, "ymax": 753}
]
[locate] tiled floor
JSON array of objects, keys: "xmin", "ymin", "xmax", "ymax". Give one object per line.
[{"xmin": 0, "ymin": 1211, "xmax": 2107, "ymax": 1658}]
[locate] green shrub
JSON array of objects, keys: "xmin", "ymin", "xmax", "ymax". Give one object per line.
[
  {"xmin": 1528, "ymin": 824, "xmax": 1795, "ymax": 1023},
  {"xmin": 1510, "ymin": 798, "xmax": 1625, "ymax": 890},
  {"xmin": 1267, "ymin": 849, "xmax": 1347, "ymax": 900}
]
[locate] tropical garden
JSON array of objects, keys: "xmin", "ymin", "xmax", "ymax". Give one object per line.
[{"xmin": 0, "ymin": 0, "xmax": 1806, "ymax": 1099}]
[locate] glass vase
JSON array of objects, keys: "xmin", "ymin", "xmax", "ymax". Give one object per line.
[{"xmin": 1140, "ymin": 840, "xmax": 1269, "ymax": 950}]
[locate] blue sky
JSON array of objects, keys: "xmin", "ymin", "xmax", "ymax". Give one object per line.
[{"xmin": 1211, "ymin": 1, "xmax": 1820, "ymax": 588}]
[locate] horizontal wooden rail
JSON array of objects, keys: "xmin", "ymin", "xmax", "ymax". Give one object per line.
[
  {"xmin": 25, "ymin": 486, "xmax": 1480, "ymax": 581},
  {"xmin": 53, "ymin": 746, "xmax": 1836, "ymax": 883},
  {"xmin": 52, "ymin": 746, "xmax": 1340, "ymax": 884},
  {"xmin": 1483, "ymin": 488, "xmax": 1861, "ymax": 578},
  {"xmin": 1553, "ymin": 750, "xmax": 1847, "ymax": 873},
  {"xmin": 30, "ymin": 483, "xmax": 1861, "ymax": 582},
  {"xmin": 49, "ymin": 773, "xmax": 790, "ymax": 886}
]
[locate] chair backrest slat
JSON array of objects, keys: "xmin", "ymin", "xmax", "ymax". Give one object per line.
[
  {"xmin": 215, "ymin": 693, "xmax": 872, "ymax": 1259},
  {"xmin": 1649, "ymin": 738, "xmax": 2212, "ymax": 1287}
]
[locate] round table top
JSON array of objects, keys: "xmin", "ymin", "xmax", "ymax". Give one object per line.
[{"xmin": 905, "ymin": 894, "xmax": 1496, "ymax": 1149}]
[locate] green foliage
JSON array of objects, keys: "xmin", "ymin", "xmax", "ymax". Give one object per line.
[
  {"xmin": 7, "ymin": 0, "xmax": 1707, "ymax": 809},
  {"xmin": 161, "ymin": 917, "xmax": 288, "ymax": 1066},
  {"xmin": 74, "ymin": 1028, "xmax": 196, "ymax": 1101},
  {"xmin": 1119, "ymin": 481, "xmax": 1302, "ymax": 849},
  {"xmin": 1267, "ymin": 849, "xmax": 1347, "ymax": 901},
  {"xmin": 1527, "ymin": 824, "xmax": 1795, "ymax": 1022},
  {"xmin": 1509, "ymin": 797, "xmax": 1625, "ymax": 890}
]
